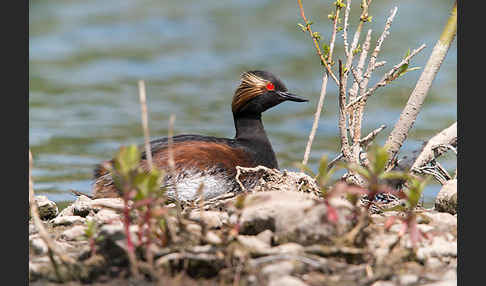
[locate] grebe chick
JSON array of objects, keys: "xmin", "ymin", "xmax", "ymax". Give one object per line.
[{"xmin": 92, "ymin": 70, "xmax": 307, "ymax": 201}]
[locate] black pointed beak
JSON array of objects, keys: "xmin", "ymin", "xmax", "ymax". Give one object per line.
[{"xmin": 276, "ymin": 91, "xmax": 308, "ymax": 102}]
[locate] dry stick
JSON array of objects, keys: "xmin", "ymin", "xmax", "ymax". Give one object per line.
[
  {"xmin": 29, "ymin": 150, "xmax": 75, "ymax": 280},
  {"xmin": 167, "ymin": 114, "xmax": 182, "ymax": 217},
  {"xmin": 138, "ymin": 80, "xmax": 153, "ymax": 170},
  {"xmin": 137, "ymin": 80, "xmax": 157, "ymax": 275},
  {"xmin": 411, "ymin": 122, "xmax": 457, "ymax": 172},
  {"xmin": 385, "ymin": 1, "xmax": 457, "ymax": 167},
  {"xmin": 302, "ymin": 73, "xmax": 329, "ymax": 167},
  {"xmin": 359, "ymin": 124, "xmax": 386, "ymax": 148},
  {"xmin": 300, "ymin": 1, "xmax": 341, "ymax": 166}
]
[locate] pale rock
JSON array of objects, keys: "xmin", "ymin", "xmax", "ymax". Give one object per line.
[
  {"xmin": 417, "ymin": 224, "xmax": 435, "ymax": 233},
  {"xmin": 188, "ymin": 210, "xmax": 229, "ymax": 229},
  {"xmin": 72, "ymin": 195, "xmax": 93, "ymax": 217},
  {"xmin": 256, "ymin": 229, "xmax": 274, "ymax": 246},
  {"xmin": 268, "ymin": 275, "xmax": 308, "ymax": 286},
  {"xmin": 30, "ymin": 237, "xmax": 48, "ymax": 255},
  {"xmin": 422, "ymin": 280, "xmax": 457, "ymax": 286},
  {"xmin": 416, "ymin": 235, "xmax": 457, "ymax": 261},
  {"xmin": 237, "ymin": 235, "xmax": 271, "ymax": 255},
  {"xmin": 58, "ymin": 204, "xmax": 75, "ymax": 217},
  {"xmin": 90, "ymin": 198, "xmax": 125, "ymax": 212},
  {"xmin": 34, "ymin": 196, "xmax": 58, "ymax": 220},
  {"xmin": 261, "ymin": 260, "xmax": 295, "ymax": 279},
  {"xmin": 422, "ymin": 211, "xmax": 457, "ymax": 228},
  {"xmin": 398, "ymin": 274, "xmax": 419, "ymax": 285},
  {"xmin": 371, "ymin": 281, "xmax": 396, "ymax": 286},
  {"xmin": 50, "ymin": 215, "xmax": 86, "ymax": 226},
  {"xmin": 93, "ymin": 208, "xmax": 121, "ymax": 225},
  {"xmin": 29, "ymin": 222, "xmax": 37, "ymax": 235},
  {"xmin": 186, "ymin": 223, "xmax": 202, "ymax": 235},
  {"xmin": 205, "ymin": 231, "xmax": 222, "ymax": 245},
  {"xmin": 240, "ymin": 191, "xmax": 355, "ymax": 245},
  {"xmin": 61, "ymin": 225, "xmax": 87, "ymax": 241},
  {"xmin": 269, "ymin": 243, "xmax": 304, "ymax": 254},
  {"xmin": 435, "ymin": 179, "xmax": 457, "ymax": 215}
]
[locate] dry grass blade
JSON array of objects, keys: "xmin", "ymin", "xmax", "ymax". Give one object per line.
[
  {"xmin": 167, "ymin": 114, "xmax": 182, "ymax": 217},
  {"xmin": 138, "ymin": 80, "xmax": 153, "ymax": 170}
]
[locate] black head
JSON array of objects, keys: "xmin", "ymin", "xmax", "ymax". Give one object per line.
[{"xmin": 232, "ymin": 70, "xmax": 307, "ymax": 116}]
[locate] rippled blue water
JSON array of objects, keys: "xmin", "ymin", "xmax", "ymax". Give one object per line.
[{"xmin": 29, "ymin": 0, "xmax": 457, "ymax": 204}]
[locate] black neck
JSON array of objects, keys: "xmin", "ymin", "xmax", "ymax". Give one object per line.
[{"xmin": 233, "ymin": 113, "xmax": 278, "ymax": 168}]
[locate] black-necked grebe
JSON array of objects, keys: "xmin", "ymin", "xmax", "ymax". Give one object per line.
[{"xmin": 92, "ymin": 70, "xmax": 307, "ymax": 201}]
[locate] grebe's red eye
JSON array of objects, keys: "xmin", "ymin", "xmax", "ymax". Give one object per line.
[{"xmin": 266, "ymin": 82, "xmax": 275, "ymax": 91}]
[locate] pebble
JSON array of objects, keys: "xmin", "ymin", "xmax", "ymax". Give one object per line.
[
  {"xmin": 435, "ymin": 179, "xmax": 457, "ymax": 215},
  {"xmin": 34, "ymin": 196, "xmax": 58, "ymax": 220},
  {"xmin": 261, "ymin": 260, "xmax": 295, "ymax": 279},
  {"xmin": 268, "ymin": 275, "xmax": 308, "ymax": 286},
  {"xmin": 30, "ymin": 237, "xmax": 48, "ymax": 255},
  {"xmin": 61, "ymin": 225, "xmax": 88, "ymax": 241},
  {"xmin": 50, "ymin": 215, "xmax": 86, "ymax": 226}
]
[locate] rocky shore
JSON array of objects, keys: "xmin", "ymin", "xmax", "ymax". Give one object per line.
[{"xmin": 29, "ymin": 170, "xmax": 457, "ymax": 285}]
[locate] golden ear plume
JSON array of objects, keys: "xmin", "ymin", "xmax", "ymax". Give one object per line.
[{"xmin": 232, "ymin": 72, "xmax": 268, "ymax": 113}]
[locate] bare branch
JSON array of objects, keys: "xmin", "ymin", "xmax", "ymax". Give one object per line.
[
  {"xmin": 359, "ymin": 124, "xmax": 387, "ymax": 148},
  {"xmin": 360, "ymin": 6, "xmax": 398, "ymax": 91},
  {"xmin": 411, "ymin": 122, "xmax": 457, "ymax": 172},
  {"xmin": 345, "ymin": 44, "xmax": 426, "ymax": 110},
  {"xmin": 302, "ymin": 73, "xmax": 329, "ymax": 166},
  {"xmin": 385, "ymin": 2, "xmax": 457, "ymax": 165},
  {"xmin": 301, "ymin": 1, "xmax": 342, "ymax": 166},
  {"xmin": 342, "ymin": 0, "xmax": 352, "ymax": 58},
  {"xmin": 296, "ymin": 0, "xmax": 339, "ymax": 84},
  {"xmin": 338, "ymin": 60, "xmax": 351, "ymax": 158},
  {"xmin": 349, "ymin": 29, "xmax": 372, "ymax": 145}
]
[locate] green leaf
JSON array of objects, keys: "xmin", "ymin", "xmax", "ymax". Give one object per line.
[
  {"xmin": 346, "ymin": 163, "xmax": 371, "ymax": 180},
  {"xmin": 379, "ymin": 171, "xmax": 410, "ymax": 181},
  {"xmin": 317, "ymin": 155, "xmax": 329, "ymax": 179},
  {"xmin": 114, "ymin": 145, "xmax": 141, "ymax": 176},
  {"xmin": 297, "ymin": 23, "xmax": 307, "ymax": 32},
  {"xmin": 405, "ymin": 176, "xmax": 430, "ymax": 208},
  {"xmin": 404, "ymin": 48, "xmax": 411, "ymax": 58},
  {"xmin": 322, "ymin": 44, "xmax": 330, "ymax": 56},
  {"xmin": 84, "ymin": 220, "xmax": 97, "ymax": 238},
  {"xmin": 369, "ymin": 146, "xmax": 389, "ymax": 175},
  {"xmin": 294, "ymin": 162, "xmax": 316, "ymax": 178},
  {"xmin": 134, "ymin": 169, "xmax": 164, "ymax": 200},
  {"xmin": 398, "ymin": 63, "xmax": 409, "ymax": 75}
]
